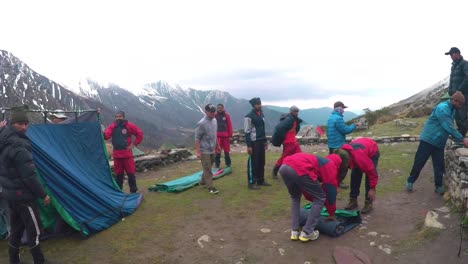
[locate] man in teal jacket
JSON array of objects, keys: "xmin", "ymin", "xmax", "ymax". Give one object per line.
[
  {"xmin": 406, "ymin": 91, "xmax": 468, "ymax": 194},
  {"xmin": 327, "ymin": 101, "xmax": 357, "ymax": 188}
]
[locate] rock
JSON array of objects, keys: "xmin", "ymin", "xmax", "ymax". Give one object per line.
[
  {"xmin": 333, "ymin": 246, "xmax": 372, "ymax": 264},
  {"xmin": 434, "ymin": 206, "xmax": 450, "ymax": 213},
  {"xmin": 378, "ymin": 245, "xmax": 392, "ymax": 255},
  {"xmin": 278, "ymin": 248, "xmax": 285, "ymax": 256},
  {"xmin": 370, "ymin": 242, "xmax": 376, "ymax": 246},
  {"xmin": 380, "ymin": 235, "xmax": 391, "ymax": 238},
  {"xmin": 424, "ymin": 211, "xmax": 445, "ymax": 229},
  {"xmin": 444, "ymin": 214, "xmax": 451, "ymax": 219},
  {"xmin": 272, "ymin": 241, "xmax": 278, "ymax": 245},
  {"xmin": 197, "ymin": 235, "xmax": 211, "ymax": 248},
  {"xmin": 359, "ymin": 226, "xmax": 368, "ymax": 231},
  {"xmin": 260, "ymin": 228, "xmax": 271, "ymax": 233},
  {"xmin": 367, "ymin": 231, "xmax": 378, "ymax": 236}
]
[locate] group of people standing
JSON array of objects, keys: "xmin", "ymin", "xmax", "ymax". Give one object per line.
[
  {"xmin": 1, "ymin": 46, "xmax": 467, "ymax": 263},
  {"xmin": 194, "ymin": 46, "xmax": 468, "ymax": 242}
]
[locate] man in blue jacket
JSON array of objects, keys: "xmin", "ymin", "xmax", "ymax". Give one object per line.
[
  {"xmin": 326, "ymin": 101, "xmax": 357, "ymax": 188},
  {"xmin": 406, "ymin": 91, "xmax": 468, "ymax": 194}
]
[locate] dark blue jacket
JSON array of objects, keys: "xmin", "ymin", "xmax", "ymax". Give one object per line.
[
  {"xmin": 244, "ymin": 109, "xmax": 266, "ymax": 147},
  {"xmin": 272, "ymin": 114, "xmax": 303, "ymax": 147},
  {"xmin": 448, "ymin": 56, "xmax": 468, "ymax": 95}
]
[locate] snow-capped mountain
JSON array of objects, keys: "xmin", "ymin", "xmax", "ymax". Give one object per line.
[{"xmin": 0, "ymin": 49, "xmax": 283, "ymax": 147}]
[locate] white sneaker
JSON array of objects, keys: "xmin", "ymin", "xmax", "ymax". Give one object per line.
[
  {"xmin": 290, "ymin": 230, "xmax": 299, "ymax": 241},
  {"xmin": 299, "ymin": 230, "xmax": 319, "ymax": 242}
]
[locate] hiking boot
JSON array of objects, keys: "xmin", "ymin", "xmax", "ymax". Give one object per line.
[
  {"xmin": 406, "ymin": 182, "xmax": 413, "ymax": 192},
  {"xmin": 339, "ymin": 182, "xmax": 349, "ymax": 189},
  {"xmin": 345, "ymin": 198, "xmax": 358, "ymax": 210},
  {"xmin": 208, "ymin": 187, "xmax": 219, "ymax": 194},
  {"xmin": 290, "ymin": 230, "xmax": 300, "ymax": 241},
  {"xmin": 248, "ymin": 183, "xmax": 260, "ymax": 190},
  {"xmin": 272, "ymin": 165, "xmax": 280, "ymax": 179},
  {"xmin": 435, "ymin": 186, "xmax": 445, "ymax": 195},
  {"xmin": 258, "ymin": 181, "xmax": 271, "ymax": 187},
  {"xmin": 361, "ymin": 200, "xmax": 373, "ymax": 214},
  {"xmin": 299, "ymin": 230, "xmax": 319, "ymax": 242}
]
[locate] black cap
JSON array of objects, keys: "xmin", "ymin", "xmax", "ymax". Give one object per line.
[
  {"xmin": 205, "ymin": 104, "xmax": 216, "ymax": 112},
  {"xmin": 445, "ymin": 47, "xmax": 461, "ymax": 55},
  {"xmin": 249, "ymin": 97, "xmax": 261, "ymax": 106},
  {"xmin": 333, "ymin": 101, "xmax": 348, "ymax": 109},
  {"xmin": 10, "ymin": 105, "xmax": 29, "ymax": 124}
]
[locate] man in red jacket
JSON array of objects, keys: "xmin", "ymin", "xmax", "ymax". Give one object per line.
[
  {"xmin": 279, "ymin": 152, "xmax": 347, "ymax": 242},
  {"xmin": 104, "ymin": 111, "xmax": 143, "ymax": 193},
  {"xmin": 214, "ymin": 104, "xmax": 233, "ymax": 168},
  {"xmin": 338, "ymin": 137, "xmax": 379, "ymax": 214}
]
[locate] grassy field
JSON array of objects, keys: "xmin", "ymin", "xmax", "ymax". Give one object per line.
[
  {"xmin": 0, "ymin": 140, "xmax": 423, "ymax": 263},
  {"xmin": 351, "ymin": 117, "xmax": 427, "ymax": 137}
]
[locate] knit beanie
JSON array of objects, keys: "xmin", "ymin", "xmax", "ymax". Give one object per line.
[
  {"xmin": 116, "ymin": 110, "xmax": 125, "ymax": 117},
  {"xmin": 452, "ymin": 91, "xmax": 465, "ymax": 103},
  {"xmin": 249, "ymin": 97, "xmax": 261, "ymax": 107},
  {"xmin": 10, "ymin": 105, "xmax": 29, "ymax": 124}
]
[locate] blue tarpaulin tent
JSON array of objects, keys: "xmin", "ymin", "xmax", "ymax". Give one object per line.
[{"xmin": 26, "ymin": 120, "xmax": 143, "ymax": 237}]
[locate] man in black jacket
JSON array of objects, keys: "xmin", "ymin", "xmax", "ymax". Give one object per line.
[
  {"xmin": 244, "ymin": 97, "xmax": 270, "ymax": 190},
  {"xmin": 0, "ymin": 105, "xmax": 50, "ymax": 264},
  {"xmin": 446, "ymin": 47, "xmax": 468, "ymax": 136}
]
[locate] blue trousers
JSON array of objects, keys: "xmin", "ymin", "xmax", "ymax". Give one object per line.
[{"xmin": 407, "ymin": 140, "xmax": 444, "ymax": 187}]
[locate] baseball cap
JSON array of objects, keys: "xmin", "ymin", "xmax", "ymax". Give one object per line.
[
  {"xmin": 333, "ymin": 101, "xmax": 348, "ymax": 108},
  {"xmin": 445, "ymin": 47, "xmax": 461, "ymax": 55},
  {"xmin": 205, "ymin": 104, "xmax": 216, "ymax": 112}
]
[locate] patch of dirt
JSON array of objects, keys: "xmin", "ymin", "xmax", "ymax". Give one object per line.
[
  {"xmin": 118, "ymin": 144, "xmax": 468, "ymax": 263},
  {"xmin": 142, "ymin": 145, "xmax": 467, "ymax": 264}
]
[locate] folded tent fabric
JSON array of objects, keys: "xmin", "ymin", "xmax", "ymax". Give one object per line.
[
  {"xmin": 299, "ymin": 206, "xmax": 362, "ymax": 237},
  {"xmin": 148, "ymin": 167, "xmax": 232, "ymax": 192}
]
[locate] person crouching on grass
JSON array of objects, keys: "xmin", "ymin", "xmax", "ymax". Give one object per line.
[{"xmin": 279, "ymin": 152, "xmax": 347, "ymax": 242}]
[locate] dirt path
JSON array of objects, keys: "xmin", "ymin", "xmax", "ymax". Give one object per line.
[{"xmin": 142, "ymin": 144, "xmax": 468, "ymax": 264}]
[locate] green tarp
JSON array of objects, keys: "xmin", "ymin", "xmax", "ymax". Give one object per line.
[{"xmin": 148, "ymin": 167, "xmax": 232, "ymax": 192}]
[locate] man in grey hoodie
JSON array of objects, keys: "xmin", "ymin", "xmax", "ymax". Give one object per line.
[{"xmin": 195, "ymin": 104, "xmax": 219, "ymax": 194}]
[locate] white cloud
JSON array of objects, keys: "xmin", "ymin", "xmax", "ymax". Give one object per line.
[{"xmin": 1, "ymin": 0, "xmax": 467, "ymax": 111}]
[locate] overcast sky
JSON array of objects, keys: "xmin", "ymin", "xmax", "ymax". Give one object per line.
[{"xmin": 2, "ymin": 0, "xmax": 467, "ymax": 113}]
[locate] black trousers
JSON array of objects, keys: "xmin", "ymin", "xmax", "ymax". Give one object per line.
[
  {"xmin": 247, "ymin": 141, "xmax": 266, "ymax": 184},
  {"xmin": 8, "ymin": 201, "xmax": 45, "ymax": 263}
]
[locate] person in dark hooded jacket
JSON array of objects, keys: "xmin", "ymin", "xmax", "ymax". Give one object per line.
[
  {"xmin": 0, "ymin": 105, "xmax": 51, "ymax": 264},
  {"xmin": 104, "ymin": 111, "xmax": 143, "ymax": 193},
  {"xmin": 271, "ymin": 105, "xmax": 303, "ymax": 179},
  {"xmin": 446, "ymin": 47, "xmax": 468, "ymax": 136}
]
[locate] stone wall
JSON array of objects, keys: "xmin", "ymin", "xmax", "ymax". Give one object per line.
[
  {"xmin": 444, "ymin": 140, "xmax": 468, "ymax": 220},
  {"xmin": 231, "ymin": 133, "xmax": 420, "ymax": 145},
  {"xmin": 109, "ymin": 149, "xmax": 196, "ymax": 173}
]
